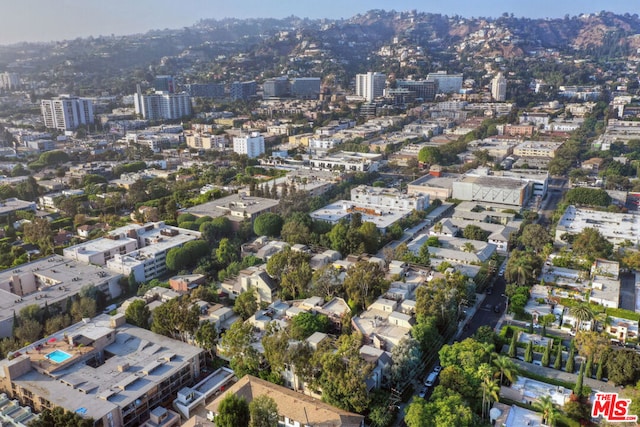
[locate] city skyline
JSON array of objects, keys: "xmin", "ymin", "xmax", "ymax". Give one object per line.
[{"xmin": 0, "ymin": 0, "xmax": 636, "ymax": 46}]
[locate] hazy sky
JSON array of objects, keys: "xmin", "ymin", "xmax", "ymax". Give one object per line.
[{"xmin": 0, "ymin": 0, "xmax": 636, "ymax": 45}]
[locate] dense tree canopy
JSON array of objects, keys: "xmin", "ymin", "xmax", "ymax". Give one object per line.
[
  {"xmin": 564, "ymin": 187, "xmax": 611, "ymax": 207},
  {"xmin": 253, "ymin": 212, "xmax": 284, "ymax": 237},
  {"xmin": 216, "ymin": 394, "xmax": 250, "ymax": 427},
  {"xmin": 571, "ymin": 227, "xmax": 613, "ymax": 262}
]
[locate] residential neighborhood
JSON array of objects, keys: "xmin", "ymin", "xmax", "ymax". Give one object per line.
[{"xmin": 1, "ymin": 5, "xmax": 640, "ymax": 427}]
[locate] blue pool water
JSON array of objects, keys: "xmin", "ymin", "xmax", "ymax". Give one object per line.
[{"xmin": 46, "ymin": 349, "xmax": 72, "ymax": 363}]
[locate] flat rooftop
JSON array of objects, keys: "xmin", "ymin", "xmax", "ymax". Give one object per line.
[
  {"xmin": 184, "ymin": 194, "xmax": 279, "ymax": 220},
  {"xmin": 459, "ymin": 175, "xmax": 529, "ymax": 190},
  {"xmin": 3, "ymin": 315, "xmax": 203, "ymax": 422},
  {"xmin": 0, "ymin": 198, "xmax": 35, "ymax": 215},
  {"xmin": 0, "ymin": 256, "xmax": 121, "ymax": 336},
  {"xmin": 310, "ymin": 200, "xmax": 409, "ymax": 230},
  {"xmin": 408, "ymin": 173, "xmax": 460, "ymax": 189},
  {"xmin": 556, "ymin": 206, "xmax": 640, "ymax": 246}
]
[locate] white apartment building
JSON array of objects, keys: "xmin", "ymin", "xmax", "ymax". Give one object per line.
[
  {"xmin": 41, "ymin": 96, "xmax": 94, "ymax": 131},
  {"xmin": 356, "ymin": 72, "xmax": 386, "ymax": 102},
  {"xmin": 491, "ymin": 73, "xmax": 507, "ymax": 101},
  {"xmin": 309, "ymin": 151, "xmax": 382, "ymax": 173},
  {"xmin": 233, "ymin": 132, "xmax": 265, "ymax": 158},
  {"xmin": 64, "ymin": 222, "xmax": 201, "ymax": 282},
  {"xmin": 134, "ymin": 89, "xmax": 192, "ymax": 120},
  {"xmin": 350, "ymin": 185, "xmax": 429, "ymax": 211},
  {"xmin": 308, "ymin": 137, "xmax": 342, "ymax": 150},
  {"xmin": 0, "ymin": 72, "xmax": 19, "ymax": 90}
]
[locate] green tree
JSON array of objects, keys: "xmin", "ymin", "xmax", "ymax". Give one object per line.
[
  {"xmin": 481, "ymin": 376, "xmax": 500, "ymax": 420},
  {"xmin": 542, "ymin": 340, "xmax": 552, "ymax": 367},
  {"xmin": 150, "ymin": 298, "xmax": 200, "ymax": 342},
  {"xmin": 505, "ymin": 250, "xmax": 541, "ymax": 286},
  {"xmin": 219, "ymin": 321, "xmax": 262, "ymax": 378},
  {"xmin": 216, "ymin": 394, "xmax": 250, "ymax": 427},
  {"xmin": 508, "ymin": 332, "xmax": 517, "ymax": 358},
  {"xmin": 125, "ymin": 299, "xmax": 150, "ymax": 329},
  {"xmin": 216, "ymin": 238, "xmax": 239, "ymax": 265},
  {"xmin": 524, "ymin": 341, "xmax": 533, "ymax": 363},
  {"xmin": 565, "ymin": 187, "xmax": 611, "ymax": 207},
  {"xmin": 166, "ymin": 246, "xmax": 191, "ymax": 271},
  {"xmin": 571, "ymin": 228, "xmax": 613, "ymax": 262},
  {"xmin": 520, "ymin": 223, "xmax": 552, "ymax": 253},
  {"xmin": 315, "ymin": 333, "xmax": 371, "ymax": 413},
  {"xmin": 310, "ymin": 265, "xmax": 342, "ymax": 300},
  {"xmin": 605, "ymin": 349, "xmax": 640, "ymax": 386},
  {"xmin": 493, "ymin": 354, "xmax": 517, "ymax": 385},
  {"xmin": 234, "ymin": 289, "xmax": 258, "ymax": 320},
  {"xmin": 417, "ymin": 146, "xmax": 443, "ymax": 165},
  {"xmin": 289, "ymin": 312, "xmax": 329, "ymax": 340},
  {"xmin": 570, "ymin": 303, "xmax": 595, "ymax": 332},
  {"xmin": 14, "ymin": 318, "xmax": 42, "ymax": 345},
  {"xmin": 261, "ymin": 322, "xmax": 290, "ymax": 377},
  {"xmin": 566, "ymin": 341, "xmax": 576, "ymax": 373},
  {"xmin": 462, "ymin": 224, "xmax": 489, "ymax": 241},
  {"xmin": 194, "ymin": 321, "xmax": 218, "ymax": 359},
  {"xmin": 23, "ymin": 217, "xmax": 53, "ymax": 254},
  {"xmin": 390, "ymin": 337, "xmax": 422, "ymax": 389},
  {"xmin": 343, "ymin": 261, "xmax": 389, "ymax": 311},
  {"xmin": 411, "ymin": 316, "xmax": 442, "ymax": 355},
  {"xmin": 249, "ymin": 395, "xmax": 279, "ymax": 427},
  {"xmin": 534, "ymin": 395, "xmax": 557, "ymax": 426},
  {"xmin": 30, "ymin": 407, "xmax": 94, "ymax": 427},
  {"xmin": 266, "ymin": 247, "xmax": 312, "ymax": 299},
  {"xmin": 554, "ymin": 342, "xmax": 563, "ymax": 370},
  {"xmin": 253, "ymin": 212, "xmax": 284, "ymax": 237},
  {"xmin": 574, "ymin": 362, "xmax": 585, "ymax": 396},
  {"xmin": 359, "ymin": 221, "xmax": 381, "ymax": 254},
  {"xmin": 280, "ymin": 220, "xmax": 311, "ymax": 245},
  {"xmin": 70, "ymin": 297, "xmax": 97, "ymax": 322}
]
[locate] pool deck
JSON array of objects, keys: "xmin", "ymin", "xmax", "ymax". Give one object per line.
[{"xmin": 15, "ymin": 339, "xmax": 94, "ymax": 373}]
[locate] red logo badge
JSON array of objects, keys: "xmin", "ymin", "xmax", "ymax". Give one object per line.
[{"xmin": 591, "ymin": 393, "xmax": 638, "ymax": 422}]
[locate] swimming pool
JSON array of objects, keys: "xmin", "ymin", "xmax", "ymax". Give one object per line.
[{"xmin": 46, "ymin": 349, "xmax": 72, "ymax": 363}]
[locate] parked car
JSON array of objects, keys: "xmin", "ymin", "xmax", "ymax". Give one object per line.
[
  {"xmin": 494, "ymin": 304, "xmax": 501, "ymax": 313},
  {"xmin": 424, "ymin": 372, "xmax": 438, "ymax": 387},
  {"xmin": 418, "ymin": 386, "xmax": 428, "ymax": 398}
]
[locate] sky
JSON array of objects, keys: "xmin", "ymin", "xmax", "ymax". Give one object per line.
[{"xmin": 0, "ymin": 0, "xmax": 637, "ymax": 46}]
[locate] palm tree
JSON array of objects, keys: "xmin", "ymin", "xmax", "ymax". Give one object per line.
[
  {"xmin": 462, "ymin": 242, "xmax": 476, "ymax": 253},
  {"xmin": 433, "ymin": 221, "xmax": 443, "ymax": 234},
  {"xmin": 481, "ymin": 377, "xmax": 500, "ymax": 419},
  {"xmin": 570, "ymin": 303, "xmax": 595, "ymax": 332},
  {"xmin": 493, "ymin": 355, "xmax": 518, "ymax": 385},
  {"xmin": 534, "ymin": 395, "xmax": 557, "ymax": 426},
  {"xmin": 505, "ymin": 256, "xmax": 534, "ymax": 286}
]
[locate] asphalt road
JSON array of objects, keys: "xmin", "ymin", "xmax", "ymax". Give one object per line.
[{"xmin": 458, "ymin": 276, "xmax": 508, "ymax": 340}]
